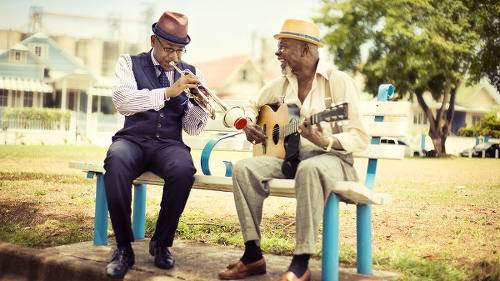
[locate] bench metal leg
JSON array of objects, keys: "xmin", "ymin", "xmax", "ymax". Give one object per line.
[
  {"xmin": 322, "ymin": 193, "xmax": 339, "ymax": 281},
  {"xmin": 357, "ymin": 157, "xmax": 377, "ymax": 274},
  {"xmin": 357, "ymin": 204, "xmax": 372, "ymax": 274},
  {"xmin": 89, "ymin": 172, "xmax": 108, "ymax": 246},
  {"xmin": 132, "ymin": 184, "xmax": 146, "ymax": 240}
]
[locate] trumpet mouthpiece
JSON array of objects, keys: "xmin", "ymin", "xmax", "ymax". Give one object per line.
[{"xmin": 169, "ymin": 61, "xmax": 176, "ymax": 66}]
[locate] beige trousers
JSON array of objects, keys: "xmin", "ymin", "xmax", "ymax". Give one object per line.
[{"xmin": 232, "ymin": 147, "xmax": 358, "ymax": 255}]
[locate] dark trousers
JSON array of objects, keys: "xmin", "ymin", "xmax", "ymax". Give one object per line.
[{"xmin": 103, "ymin": 136, "xmax": 196, "ymax": 248}]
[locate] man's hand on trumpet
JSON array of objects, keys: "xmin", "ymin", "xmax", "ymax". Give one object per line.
[
  {"xmin": 242, "ymin": 119, "xmax": 266, "ymax": 145},
  {"xmin": 164, "ymin": 73, "xmax": 200, "ymax": 99}
]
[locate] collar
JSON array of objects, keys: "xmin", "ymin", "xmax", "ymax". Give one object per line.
[
  {"xmin": 315, "ymin": 59, "xmax": 329, "ymax": 80},
  {"xmin": 150, "ymin": 49, "xmax": 160, "ymax": 67}
]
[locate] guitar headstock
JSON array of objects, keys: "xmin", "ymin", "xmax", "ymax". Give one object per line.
[{"xmin": 320, "ymin": 102, "xmax": 348, "ymax": 124}]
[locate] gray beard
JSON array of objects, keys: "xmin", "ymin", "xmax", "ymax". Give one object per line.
[{"xmin": 281, "ymin": 64, "xmax": 293, "ymax": 76}]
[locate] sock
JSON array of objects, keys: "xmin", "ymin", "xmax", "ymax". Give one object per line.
[
  {"xmin": 240, "ymin": 240, "xmax": 263, "ymax": 265},
  {"xmin": 117, "ymin": 241, "xmax": 132, "ymax": 251},
  {"xmin": 287, "ymin": 254, "xmax": 310, "ymax": 278}
]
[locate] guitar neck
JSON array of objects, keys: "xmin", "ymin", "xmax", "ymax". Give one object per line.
[{"xmin": 279, "ymin": 114, "xmax": 320, "ymax": 139}]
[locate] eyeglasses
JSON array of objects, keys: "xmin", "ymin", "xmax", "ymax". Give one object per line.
[{"xmin": 155, "ymin": 36, "xmax": 186, "ymax": 55}]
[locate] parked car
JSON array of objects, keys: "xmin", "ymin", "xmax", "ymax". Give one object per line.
[
  {"xmin": 460, "ymin": 142, "xmax": 500, "ymax": 158},
  {"xmin": 380, "ymin": 137, "xmax": 422, "ymax": 157}
]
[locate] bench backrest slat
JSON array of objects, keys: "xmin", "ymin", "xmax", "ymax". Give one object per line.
[
  {"xmin": 360, "ymin": 101, "xmax": 410, "ymax": 117},
  {"xmin": 365, "ymin": 121, "xmax": 408, "ymax": 138},
  {"xmin": 354, "ymin": 144, "xmax": 405, "ymax": 160}
]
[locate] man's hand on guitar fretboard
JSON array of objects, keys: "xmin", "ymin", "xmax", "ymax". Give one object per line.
[
  {"xmin": 242, "ymin": 120, "xmax": 266, "ymax": 145},
  {"xmin": 298, "ymin": 119, "xmax": 329, "ymax": 149}
]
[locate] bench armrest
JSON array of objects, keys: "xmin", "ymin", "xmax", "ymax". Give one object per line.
[{"xmin": 200, "ymin": 131, "xmax": 243, "ymax": 176}]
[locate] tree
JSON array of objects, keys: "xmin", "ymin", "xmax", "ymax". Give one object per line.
[{"xmin": 315, "ymin": 0, "xmax": 497, "ymax": 156}]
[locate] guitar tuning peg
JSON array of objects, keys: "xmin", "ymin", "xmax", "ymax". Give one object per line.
[{"xmin": 337, "ymin": 120, "xmax": 349, "ymax": 126}]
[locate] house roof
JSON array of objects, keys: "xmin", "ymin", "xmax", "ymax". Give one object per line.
[
  {"xmin": 0, "ymin": 76, "xmax": 52, "ymax": 92},
  {"xmin": 194, "ymin": 55, "xmax": 249, "ymax": 89},
  {"xmin": 21, "ymin": 33, "xmax": 90, "ymax": 76}
]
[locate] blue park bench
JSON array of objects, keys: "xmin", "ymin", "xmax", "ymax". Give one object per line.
[{"xmin": 70, "ymin": 84, "xmax": 409, "ymax": 281}]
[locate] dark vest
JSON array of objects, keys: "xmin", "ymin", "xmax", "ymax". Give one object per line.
[{"xmin": 114, "ymin": 51, "xmax": 196, "ymax": 142}]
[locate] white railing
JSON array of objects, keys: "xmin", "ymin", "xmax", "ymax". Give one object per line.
[{"xmin": 1, "ymin": 118, "xmax": 70, "ymax": 131}]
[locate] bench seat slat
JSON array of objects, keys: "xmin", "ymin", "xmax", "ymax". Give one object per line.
[
  {"xmin": 133, "ymin": 173, "xmax": 389, "ymax": 205},
  {"xmin": 69, "ymin": 161, "xmax": 104, "ymax": 173}
]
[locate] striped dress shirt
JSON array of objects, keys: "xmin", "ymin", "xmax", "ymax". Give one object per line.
[{"xmin": 112, "ymin": 51, "xmax": 207, "ymax": 136}]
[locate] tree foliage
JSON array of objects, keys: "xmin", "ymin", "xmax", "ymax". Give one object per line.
[
  {"xmin": 315, "ymin": 0, "xmax": 497, "ymax": 156},
  {"xmin": 466, "ymin": 1, "xmax": 500, "ymax": 92}
]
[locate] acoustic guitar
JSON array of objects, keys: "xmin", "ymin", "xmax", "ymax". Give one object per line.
[{"xmin": 253, "ymin": 102, "xmax": 348, "ymax": 158}]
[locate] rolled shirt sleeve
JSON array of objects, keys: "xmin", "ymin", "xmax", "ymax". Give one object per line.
[
  {"xmin": 112, "ymin": 55, "xmax": 166, "ymax": 116},
  {"xmin": 182, "ymin": 68, "xmax": 207, "ymax": 135},
  {"xmin": 183, "ymin": 100, "xmax": 207, "ymax": 135},
  {"xmin": 328, "ymin": 70, "xmax": 370, "ymax": 153}
]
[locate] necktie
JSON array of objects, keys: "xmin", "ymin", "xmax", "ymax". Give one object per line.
[{"xmin": 158, "ymin": 69, "xmax": 170, "ymax": 87}]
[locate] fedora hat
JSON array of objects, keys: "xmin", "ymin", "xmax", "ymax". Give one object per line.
[
  {"xmin": 274, "ymin": 19, "xmax": 323, "ymax": 47},
  {"xmin": 152, "ymin": 11, "xmax": 191, "ymax": 45}
]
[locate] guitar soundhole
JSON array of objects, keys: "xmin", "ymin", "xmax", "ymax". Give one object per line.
[{"xmin": 272, "ymin": 124, "xmax": 279, "ymax": 144}]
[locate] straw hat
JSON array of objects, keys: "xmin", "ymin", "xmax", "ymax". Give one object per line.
[
  {"xmin": 152, "ymin": 11, "xmax": 191, "ymax": 45},
  {"xmin": 274, "ymin": 19, "xmax": 323, "ymax": 47}
]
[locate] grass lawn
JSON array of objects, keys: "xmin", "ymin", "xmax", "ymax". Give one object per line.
[{"xmin": 0, "ymin": 144, "xmax": 499, "ymax": 281}]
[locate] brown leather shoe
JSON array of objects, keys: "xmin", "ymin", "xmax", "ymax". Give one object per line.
[
  {"xmin": 218, "ymin": 258, "xmax": 266, "ymax": 280},
  {"xmin": 279, "ymin": 268, "xmax": 311, "ymax": 281}
]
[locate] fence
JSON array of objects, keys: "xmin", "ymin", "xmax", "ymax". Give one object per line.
[{"xmin": 1, "ymin": 117, "xmax": 70, "ymax": 131}]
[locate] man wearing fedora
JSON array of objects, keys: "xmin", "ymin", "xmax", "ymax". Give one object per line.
[
  {"xmin": 104, "ymin": 11, "xmax": 207, "ymax": 278},
  {"xmin": 218, "ymin": 19, "xmax": 369, "ymax": 281}
]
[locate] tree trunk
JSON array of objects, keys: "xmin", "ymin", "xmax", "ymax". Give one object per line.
[{"xmin": 414, "ymin": 82, "xmax": 460, "ymax": 157}]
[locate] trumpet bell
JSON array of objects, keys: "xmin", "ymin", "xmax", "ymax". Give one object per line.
[{"xmin": 169, "ymin": 61, "xmax": 247, "ymax": 129}]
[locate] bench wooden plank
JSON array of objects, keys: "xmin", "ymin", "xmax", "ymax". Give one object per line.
[
  {"xmin": 365, "ymin": 121, "xmax": 408, "ymax": 137},
  {"xmin": 360, "ymin": 100, "xmax": 411, "ymax": 117},
  {"xmin": 74, "ymin": 162, "xmax": 388, "ymax": 205},
  {"xmin": 354, "ymin": 144, "xmax": 405, "ymax": 159}
]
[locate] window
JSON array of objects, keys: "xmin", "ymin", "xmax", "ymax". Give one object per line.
[
  {"xmin": 13, "ymin": 91, "xmax": 22, "ymax": 107},
  {"xmin": 10, "ymin": 50, "xmax": 27, "ymax": 63},
  {"xmin": 0, "ymin": 89, "xmax": 8, "ymax": 107},
  {"xmin": 472, "ymin": 115, "xmax": 481, "ymax": 125},
  {"xmin": 43, "ymin": 91, "xmax": 61, "ymax": 108},
  {"xmin": 30, "ymin": 44, "xmax": 47, "ymax": 59},
  {"xmin": 100, "ymin": 96, "xmax": 116, "ymax": 114},
  {"xmin": 92, "ymin": 96, "xmax": 99, "ymax": 113},
  {"xmin": 241, "ymin": 69, "xmax": 248, "ymax": 81},
  {"xmin": 68, "ymin": 91, "xmax": 76, "ymax": 111},
  {"xmin": 23, "ymin": 91, "xmax": 33, "ymax": 107},
  {"xmin": 34, "ymin": 46, "xmax": 42, "ymax": 56}
]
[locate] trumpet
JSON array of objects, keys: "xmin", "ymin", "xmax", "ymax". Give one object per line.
[{"xmin": 169, "ymin": 61, "xmax": 247, "ymax": 130}]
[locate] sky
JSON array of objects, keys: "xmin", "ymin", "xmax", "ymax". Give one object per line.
[{"xmin": 0, "ymin": 0, "xmax": 326, "ymax": 63}]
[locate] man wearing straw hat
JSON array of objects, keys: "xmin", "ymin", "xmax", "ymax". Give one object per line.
[
  {"xmin": 104, "ymin": 11, "xmax": 207, "ymax": 279},
  {"xmin": 218, "ymin": 19, "xmax": 369, "ymax": 281}
]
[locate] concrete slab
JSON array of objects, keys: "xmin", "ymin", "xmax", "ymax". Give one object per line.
[{"xmin": 0, "ymin": 240, "xmax": 398, "ymax": 281}]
